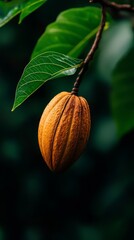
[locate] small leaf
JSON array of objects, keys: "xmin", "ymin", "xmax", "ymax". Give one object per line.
[
  {"xmin": 12, "ymin": 51, "xmax": 82, "ymax": 111},
  {"xmin": 19, "ymin": 0, "xmax": 47, "ymax": 23},
  {"xmin": 32, "ymin": 7, "xmax": 110, "ymax": 58},
  {"xmin": 111, "ymin": 47, "xmax": 134, "ymax": 138},
  {"xmin": 0, "ymin": 0, "xmax": 46, "ymax": 27}
]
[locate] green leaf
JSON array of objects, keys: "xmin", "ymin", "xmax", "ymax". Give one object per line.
[
  {"xmin": 0, "ymin": 0, "xmax": 46, "ymax": 27},
  {"xmin": 19, "ymin": 0, "xmax": 47, "ymax": 24},
  {"xmin": 32, "ymin": 7, "xmax": 110, "ymax": 58},
  {"xmin": 12, "ymin": 51, "xmax": 82, "ymax": 111},
  {"xmin": 111, "ymin": 47, "xmax": 134, "ymax": 138}
]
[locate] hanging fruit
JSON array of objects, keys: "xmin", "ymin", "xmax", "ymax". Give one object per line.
[{"xmin": 38, "ymin": 91, "xmax": 91, "ymax": 172}]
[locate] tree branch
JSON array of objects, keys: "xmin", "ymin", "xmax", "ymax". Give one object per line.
[
  {"xmin": 72, "ymin": 5, "xmax": 106, "ymax": 95},
  {"xmin": 89, "ymin": 0, "xmax": 134, "ymax": 12}
]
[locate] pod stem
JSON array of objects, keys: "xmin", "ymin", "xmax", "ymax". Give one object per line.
[
  {"xmin": 71, "ymin": 5, "xmax": 106, "ymax": 95},
  {"xmin": 71, "ymin": 0, "xmax": 134, "ymax": 95}
]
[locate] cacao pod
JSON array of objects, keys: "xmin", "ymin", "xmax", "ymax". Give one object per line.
[{"xmin": 38, "ymin": 92, "xmax": 91, "ymax": 172}]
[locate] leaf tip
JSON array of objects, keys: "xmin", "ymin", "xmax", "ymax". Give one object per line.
[
  {"xmin": 18, "ymin": 16, "xmax": 22, "ymax": 24},
  {"xmin": 11, "ymin": 107, "xmax": 15, "ymax": 112},
  {"xmin": 11, "ymin": 103, "xmax": 17, "ymax": 112}
]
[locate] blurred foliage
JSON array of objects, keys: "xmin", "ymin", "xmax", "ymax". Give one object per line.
[
  {"xmin": 0, "ymin": 0, "xmax": 47, "ymax": 27},
  {"xmin": 0, "ymin": 0, "xmax": 134, "ymax": 239},
  {"xmin": 111, "ymin": 47, "xmax": 134, "ymax": 137}
]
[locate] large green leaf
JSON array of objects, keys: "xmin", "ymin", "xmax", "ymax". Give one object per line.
[
  {"xmin": 111, "ymin": 47, "xmax": 134, "ymax": 138},
  {"xmin": 32, "ymin": 7, "xmax": 110, "ymax": 58},
  {"xmin": 12, "ymin": 51, "xmax": 82, "ymax": 111},
  {"xmin": 0, "ymin": 0, "xmax": 46, "ymax": 27}
]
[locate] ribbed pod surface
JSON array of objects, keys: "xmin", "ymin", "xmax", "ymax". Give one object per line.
[{"xmin": 38, "ymin": 92, "xmax": 91, "ymax": 172}]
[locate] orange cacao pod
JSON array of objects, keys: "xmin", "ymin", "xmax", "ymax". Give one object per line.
[{"xmin": 38, "ymin": 92, "xmax": 91, "ymax": 172}]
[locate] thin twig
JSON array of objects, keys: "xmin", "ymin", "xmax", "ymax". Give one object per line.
[
  {"xmin": 89, "ymin": 0, "xmax": 134, "ymax": 12},
  {"xmin": 71, "ymin": 6, "xmax": 106, "ymax": 95}
]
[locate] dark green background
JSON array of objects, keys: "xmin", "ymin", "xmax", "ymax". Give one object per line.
[{"xmin": 0, "ymin": 0, "xmax": 134, "ymax": 239}]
